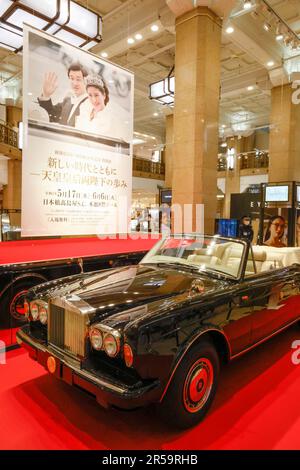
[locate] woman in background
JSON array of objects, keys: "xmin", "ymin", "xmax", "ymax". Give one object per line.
[{"xmin": 264, "ymin": 215, "xmax": 286, "ymax": 247}]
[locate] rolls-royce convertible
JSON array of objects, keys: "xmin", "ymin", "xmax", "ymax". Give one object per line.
[{"xmin": 16, "ymin": 235, "xmax": 300, "ymax": 428}]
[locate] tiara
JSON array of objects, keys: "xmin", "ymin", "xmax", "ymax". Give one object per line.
[{"xmin": 86, "ymin": 74, "xmax": 105, "ymax": 88}]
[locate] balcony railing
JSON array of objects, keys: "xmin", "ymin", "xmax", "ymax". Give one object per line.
[
  {"xmin": 218, "ymin": 152, "xmax": 269, "ymax": 172},
  {"xmin": 133, "ymin": 156, "xmax": 165, "ymax": 179},
  {"xmin": 239, "ymin": 152, "xmax": 269, "ymax": 170},
  {"xmin": 0, "ymin": 122, "xmax": 18, "ymax": 149}
]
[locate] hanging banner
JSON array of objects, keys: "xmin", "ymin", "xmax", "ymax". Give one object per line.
[{"xmin": 22, "ymin": 25, "xmax": 133, "ymax": 237}]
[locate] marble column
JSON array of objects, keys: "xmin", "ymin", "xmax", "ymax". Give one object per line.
[
  {"xmin": 164, "ymin": 114, "xmax": 174, "ymax": 188},
  {"xmin": 172, "ymin": 6, "xmax": 222, "ymax": 233},
  {"xmin": 269, "ymin": 83, "xmax": 300, "ymax": 182}
]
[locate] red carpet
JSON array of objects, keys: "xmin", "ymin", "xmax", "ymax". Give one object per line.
[
  {"xmin": 1, "ymin": 325, "xmax": 300, "ymax": 450},
  {"xmin": 0, "ymin": 235, "xmax": 158, "ymax": 265},
  {"xmin": 0, "ymin": 328, "xmax": 18, "ymax": 347}
]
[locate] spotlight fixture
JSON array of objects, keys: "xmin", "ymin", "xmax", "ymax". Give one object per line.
[
  {"xmin": 151, "ymin": 24, "xmax": 159, "ymax": 32},
  {"xmin": 267, "ymin": 60, "xmax": 275, "ymax": 67},
  {"xmin": 101, "ymin": 52, "xmax": 108, "ymax": 58},
  {"xmin": 263, "ymin": 22, "xmax": 271, "ymax": 32},
  {"xmin": 247, "ymin": 85, "xmax": 254, "ymax": 91},
  {"xmin": 0, "ymin": 0, "xmax": 103, "ymax": 52},
  {"xmin": 127, "ymin": 37, "xmax": 135, "ymax": 44}
]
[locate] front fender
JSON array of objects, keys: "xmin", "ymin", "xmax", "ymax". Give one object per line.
[{"xmin": 159, "ymin": 326, "xmax": 231, "ymax": 402}]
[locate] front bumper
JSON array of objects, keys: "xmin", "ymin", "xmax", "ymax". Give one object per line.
[{"xmin": 16, "ymin": 325, "xmax": 161, "ymax": 410}]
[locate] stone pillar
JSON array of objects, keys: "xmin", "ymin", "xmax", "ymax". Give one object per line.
[
  {"xmin": 172, "ymin": 7, "xmax": 222, "ymax": 233},
  {"xmin": 165, "ymin": 114, "xmax": 173, "ymax": 188},
  {"xmin": 224, "ymin": 137, "xmax": 241, "ymax": 218},
  {"xmin": 3, "ymin": 159, "xmax": 21, "ymax": 209},
  {"xmin": 269, "ymin": 84, "xmax": 300, "ymax": 182},
  {"xmin": 6, "ymin": 106, "xmax": 22, "ymax": 128}
]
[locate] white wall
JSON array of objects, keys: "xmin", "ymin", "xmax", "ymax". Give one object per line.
[
  {"xmin": 0, "ymin": 104, "xmax": 6, "ymax": 123},
  {"xmin": 132, "ymin": 176, "xmax": 164, "ymax": 192},
  {"xmin": 240, "ymin": 174, "xmax": 268, "ymax": 193},
  {"xmin": 217, "ymin": 177, "xmax": 226, "ymax": 193}
]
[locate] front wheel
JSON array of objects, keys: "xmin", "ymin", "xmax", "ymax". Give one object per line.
[{"xmin": 160, "ymin": 340, "xmax": 220, "ymax": 429}]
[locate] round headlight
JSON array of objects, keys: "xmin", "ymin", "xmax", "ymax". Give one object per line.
[
  {"xmin": 104, "ymin": 333, "xmax": 120, "ymax": 357},
  {"xmin": 30, "ymin": 302, "xmax": 39, "ymax": 321},
  {"xmin": 39, "ymin": 305, "xmax": 48, "ymax": 325},
  {"xmin": 89, "ymin": 328, "xmax": 103, "ymax": 351}
]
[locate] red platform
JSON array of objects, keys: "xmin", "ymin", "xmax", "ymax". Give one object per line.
[
  {"xmin": 0, "ymin": 235, "xmax": 158, "ymax": 265},
  {"xmin": 1, "ymin": 324, "xmax": 300, "ymax": 450}
]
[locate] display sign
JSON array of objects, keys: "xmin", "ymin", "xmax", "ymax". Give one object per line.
[
  {"xmin": 265, "ymin": 185, "xmax": 289, "ymax": 202},
  {"xmin": 22, "ymin": 25, "xmax": 133, "ymax": 237}
]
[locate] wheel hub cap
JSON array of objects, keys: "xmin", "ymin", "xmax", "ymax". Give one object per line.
[{"xmin": 183, "ymin": 358, "xmax": 214, "ymax": 413}]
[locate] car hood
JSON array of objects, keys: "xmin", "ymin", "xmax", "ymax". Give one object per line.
[{"xmin": 32, "ymin": 263, "xmax": 225, "ymax": 326}]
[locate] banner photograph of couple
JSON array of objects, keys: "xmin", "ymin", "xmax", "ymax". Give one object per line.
[{"xmin": 26, "ymin": 31, "xmax": 133, "ymax": 144}]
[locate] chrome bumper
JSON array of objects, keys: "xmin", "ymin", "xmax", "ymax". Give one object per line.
[{"xmin": 16, "ymin": 325, "xmax": 160, "ymax": 410}]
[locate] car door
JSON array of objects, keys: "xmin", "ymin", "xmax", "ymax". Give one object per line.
[{"xmin": 245, "ymin": 267, "xmax": 300, "ymax": 344}]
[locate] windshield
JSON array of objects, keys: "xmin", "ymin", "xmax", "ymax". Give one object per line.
[{"xmin": 141, "ymin": 235, "xmax": 246, "ymax": 279}]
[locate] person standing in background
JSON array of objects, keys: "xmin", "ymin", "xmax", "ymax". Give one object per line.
[{"xmin": 238, "ymin": 215, "xmax": 254, "ymax": 243}]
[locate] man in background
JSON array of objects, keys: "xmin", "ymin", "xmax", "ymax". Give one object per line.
[{"xmin": 38, "ymin": 62, "xmax": 88, "ymax": 127}]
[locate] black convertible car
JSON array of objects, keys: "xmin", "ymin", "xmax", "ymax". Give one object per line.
[{"xmin": 17, "ymin": 234, "xmax": 300, "ymax": 428}]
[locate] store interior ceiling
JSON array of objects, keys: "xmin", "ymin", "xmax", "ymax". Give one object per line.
[{"xmin": 0, "ymin": 0, "xmax": 300, "ymax": 148}]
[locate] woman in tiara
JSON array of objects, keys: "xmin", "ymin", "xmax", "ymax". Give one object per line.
[{"xmin": 76, "ymin": 74, "xmax": 130, "ymax": 142}]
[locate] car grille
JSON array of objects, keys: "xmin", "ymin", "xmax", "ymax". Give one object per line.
[{"xmin": 48, "ymin": 303, "xmax": 87, "ymax": 357}]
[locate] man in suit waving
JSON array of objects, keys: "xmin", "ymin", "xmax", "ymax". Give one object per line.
[{"xmin": 38, "ymin": 62, "xmax": 88, "ymax": 127}]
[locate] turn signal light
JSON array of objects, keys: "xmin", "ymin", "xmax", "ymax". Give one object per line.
[{"xmin": 123, "ymin": 343, "xmax": 134, "ymax": 367}]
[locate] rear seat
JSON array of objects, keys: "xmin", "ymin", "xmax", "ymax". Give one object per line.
[{"xmin": 253, "ymin": 246, "xmax": 300, "ymax": 271}]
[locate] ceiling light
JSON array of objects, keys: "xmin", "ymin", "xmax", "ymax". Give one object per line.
[
  {"xmin": 0, "ymin": 0, "xmax": 103, "ymax": 52},
  {"xmin": 247, "ymin": 85, "xmax": 254, "ymax": 91},
  {"xmin": 263, "ymin": 22, "xmax": 271, "ymax": 32},
  {"xmin": 243, "ymin": 1, "xmax": 252, "ymax": 10},
  {"xmin": 151, "ymin": 24, "xmax": 159, "ymax": 32},
  {"xmin": 226, "ymin": 26, "xmax": 234, "ymax": 34},
  {"xmin": 135, "ymin": 33, "xmax": 143, "ymax": 40},
  {"xmin": 267, "ymin": 60, "xmax": 275, "ymax": 67},
  {"xmin": 127, "ymin": 37, "xmax": 135, "ymax": 44},
  {"xmin": 221, "ymin": 142, "xmax": 228, "ymax": 148},
  {"xmin": 153, "ymin": 112, "xmax": 159, "ymax": 117},
  {"xmin": 276, "ymin": 34, "xmax": 283, "ymax": 41},
  {"xmin": 101, "ymin": 52, "xmax": 108, "ymax": 58},
  {"xmin": 149, "ymin": 67, "xmax": 175, "ymax": 106}
]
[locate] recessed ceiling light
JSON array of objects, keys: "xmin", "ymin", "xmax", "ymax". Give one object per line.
[
  {"xmin": 153, "ymin": 112, "xmax": 159, "ymax": 116},
  {"xmin": 247, "ymin": 85, "xmax": 254, "ymax": 91},
  {"xmin": 267, "ymin": 60, "xmax": 275, "ymax": 67},
  {"xmin": 127, "ymin": 37, "xmax": 135, "ymax": 44},
  {"xmin": 263, "ymin": 22, "xmax": 271, "ymax": 32},
  {"xmin": 101, "ymin": 52, "xmax": 108, "ymax": 58},
  {"xmin": 243, "ymin": 0, "xmax": 252, "ymax": 10},
  {"xmin": 226, "ymin": 26, "xmax": 234, "ymax": 34},
  {"xmin": 151, "ymin": 24, "xmax": 159, "ymax": 32},
  {"xmin": 135, "ymin": 33, "xmax": 143, "ymax": 40},
  {"xmin": 276, "ymin": 34, "xmax": 284, "ymax": 41},
  {"xmin": 222, "ymin": 124, "xmax": 226, "ymax": 128}
]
